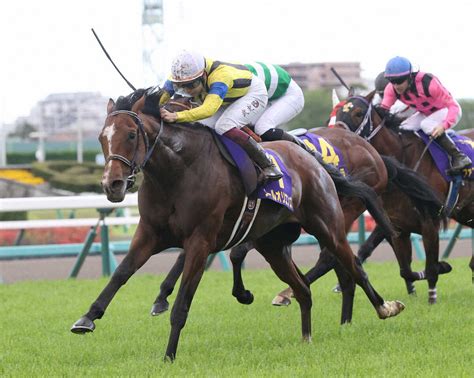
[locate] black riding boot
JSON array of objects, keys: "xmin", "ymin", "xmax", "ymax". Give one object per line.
[
  {"xmin": 280, "ymin": 131, "xmax": 319, "ymax": 157},
  {"xmin": 435, "ymin": 133, "xmax": 472, "ymax": 174},
  {"xmin": 241, "ymin": 137, "xmax": 283, "ymax": 181},
  {"xmin": 261, "ymin": 128, "xmax": 318, "ymax": 157}
]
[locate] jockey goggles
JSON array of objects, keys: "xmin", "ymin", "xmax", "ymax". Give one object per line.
[
  {"xmin": 387, "ymin": 75, "xmax": 409, "ymax": 85},
  {"xmin": 173, "ymin": 78, "xmax": 202, "ymax": 90}
]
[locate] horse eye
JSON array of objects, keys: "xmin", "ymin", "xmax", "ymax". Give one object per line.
[{"xmin": 128, "ymin": 132, "xmax": 136, "ymax": 140}]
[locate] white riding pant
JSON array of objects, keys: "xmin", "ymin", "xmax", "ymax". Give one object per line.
[
  {"xmin": 199, "ymin": 76, "xmax": 268, "ymax": 135},
  {"xmin": 254, "ymin": 79, "xmax": 305, "ymax": 135},
  {"xmin": 400, "ymin": 101, "xmax": 462, "ymax": 135}
]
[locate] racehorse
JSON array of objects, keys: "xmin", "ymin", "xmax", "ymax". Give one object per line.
[
  {"xmin": 70, "ymin": 89, "xmax": 404, "ymax": 360},
  {"xmin": 152, "ymin": 126, "xmax": 444, "ymax": 320},
  {"xmin": 334, "ymin": 92, "xmax": 474, "ymax": 301}
]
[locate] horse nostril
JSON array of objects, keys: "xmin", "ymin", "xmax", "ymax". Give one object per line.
[{"xmin": 111, "ymin": 180, "xmax": 125, "ymax": 191}]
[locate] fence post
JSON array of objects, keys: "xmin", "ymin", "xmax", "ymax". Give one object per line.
[
  {"xmin": 69, "ymin": 224, "xmax": 99, "ymax": 278},
  {"xmin": 442, "ymin": 223, "xmax": 463, "ymax": 259}
]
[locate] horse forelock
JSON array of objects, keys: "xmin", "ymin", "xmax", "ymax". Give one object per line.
[{"xmin": 114, "ymin": 88, "xmax": 148, "ymax": 111}]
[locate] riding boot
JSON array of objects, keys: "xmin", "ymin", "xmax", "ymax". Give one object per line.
[
  {"xmin": 240, "ymin": 137, "xmax": 283, "ymax": 181},
  {"xmin": 435, "ymin": 133, "xmax": 472, "ymax": 174},
  {"xmin": 280, "ymin": 131, "xmax": 319, "ymax": 157}
]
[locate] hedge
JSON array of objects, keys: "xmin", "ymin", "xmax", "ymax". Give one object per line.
[{"xmin": 7, "ymin": 150, "xmax": 100, "ymax": 165}]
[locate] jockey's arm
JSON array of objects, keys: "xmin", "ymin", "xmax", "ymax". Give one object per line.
[
  {"xmin": 175, "ymin": 82, "xmax": 228, "ymax": 123},
  {"xmin": 380, "ymin": 84, "xmax": 397, "ymax": 111},
  {"xmin": 159, "ymin": 80, "xmax": 174, "ymax": 105},
  {"xmin": 429, "ymin": 80, "xmax": 461, "ymax": 130}
]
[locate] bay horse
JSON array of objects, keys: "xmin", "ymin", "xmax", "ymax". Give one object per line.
[
  {"xmin": 334, "ymin": 92, "xmax": 474, "ymax": 301},
  {"xmin": 153, "ymin": 127, "xmax": 444, "ymax": 322},
  {"xmin": 70, "ymin": 89, "xmax": 404, "ymax": 360}
]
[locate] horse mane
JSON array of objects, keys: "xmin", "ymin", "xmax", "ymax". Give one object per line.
[{"xmin": 114, "ymin": 88, "xmax": 149, "ymax": 111}]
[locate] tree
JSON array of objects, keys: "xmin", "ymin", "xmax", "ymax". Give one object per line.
[
  {"xmin": 12, "ymin": 121, "xmax": 38, "ymax": 140},
  {"xmin": 285, "ymin": 88, "xmax": 333, "ymax": 131},
  {"xmin": 457, "ymin": 99, "xmax": 474, "ymax": 131}
]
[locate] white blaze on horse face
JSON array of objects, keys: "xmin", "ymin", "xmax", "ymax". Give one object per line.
[{"xmin": 102, "ymin": 123, "xmax": 116, "ymax": 157}]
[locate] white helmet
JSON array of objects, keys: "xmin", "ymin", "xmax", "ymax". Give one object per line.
[{"xmin": 170, "ymin": 50, "xmax": 205, "ymax": 83}]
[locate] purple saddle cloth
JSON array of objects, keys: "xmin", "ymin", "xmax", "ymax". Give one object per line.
[
  {"xmin": 418, "ymin": 131, "xmax": 474, "ymax": 181},
  {"xmin": 298, "ymin": 133, "xmax": 348, "ymax": 176},
  {"xmin": 218, "ymin": 135, "xmax": 294, "ymax": 211}
]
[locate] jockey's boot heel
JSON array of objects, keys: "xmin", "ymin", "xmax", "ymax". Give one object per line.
[{"xmin": 435, "ymin": 133, "xmax": 472, "ymax": 174}]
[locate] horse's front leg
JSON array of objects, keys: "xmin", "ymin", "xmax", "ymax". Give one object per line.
[
  {"xmin": 71, "ymin": 223, "xmax": 166, "ymax": 333},
  {"xmin": 164, "ymin": 232, "xmax": 213, "ymax": 361},
  {"xmin": 151, "ymin": 250, "xmax": 185, "ymax": 316},
  {"xmin": 230, "ymin": 241, "xmax": 254, "ymax": 304}
]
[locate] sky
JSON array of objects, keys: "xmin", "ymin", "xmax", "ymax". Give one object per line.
[{"xmin": 1, "ymin": 0, "xmax": 473, "ymax": 124}]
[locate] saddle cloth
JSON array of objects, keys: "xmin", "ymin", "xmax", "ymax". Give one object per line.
[
  {"xmin": 294, "ymin": 131, "xmax": 348, "ymax": 176},
  {"xmin": 217, "ymin": 134, "xmax": 294, "ymax": 211},
  {"xmin": 418, "ymin": 131, "xmax": 474, "ymax": 182}
]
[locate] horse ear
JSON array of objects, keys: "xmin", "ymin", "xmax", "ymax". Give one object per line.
[
  {"xmin": 348, "ymin": 86, "xmax": 355, "ymax": 97},
  {"xmin": 332, "ymin": 89, "xmax": 340, "ymax": 107},
  {"xmin": 107, "ymin": 98, "xmax": 115, "ymax": 114},
  {"xmin": 366, "ymin": 90, "xmax": 376, "ymax": 103}
]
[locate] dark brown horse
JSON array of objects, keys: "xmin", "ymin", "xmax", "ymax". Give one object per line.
[
  {"xmin": 70, "ymin": 89, "xmax": 404, "ymax": 360},
  {"xmin": 334, "ymin": 92, "xmax": 474, "ymax": 300},
  {"xmin": 153, "ymin": 126, "xmax": 444, "ymax": 320}
]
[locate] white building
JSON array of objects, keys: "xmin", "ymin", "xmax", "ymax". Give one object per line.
[{"xmin": 27, "ymin": 92, "xmax": 109, "ymax": 137}]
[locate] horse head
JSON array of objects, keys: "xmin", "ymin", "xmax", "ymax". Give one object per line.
[
  {"xmin": 334, "ymin": 91, "xmax": 383, "ymax": 139},
  {"xmin": 99, "ymin": 89, "xmax": 161, "ymax": 202}
]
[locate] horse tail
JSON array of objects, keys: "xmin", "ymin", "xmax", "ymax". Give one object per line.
[
  {"xmin": 381, "ymin": 155, "xmax": 448, "ymax": 229},
  {"xmin": 315, "ymin": 155, "xmax": 396, "ymax": 238}
]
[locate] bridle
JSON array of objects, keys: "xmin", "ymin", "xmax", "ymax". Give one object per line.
[
  {"xmin": 105, "ymin": 110, "xmax": 162, "ymax": 190},
  {"xmin": 335, "ymin": 96, "xmax": 385, "ymax": 141}
]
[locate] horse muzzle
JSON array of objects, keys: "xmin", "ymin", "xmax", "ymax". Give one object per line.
[{"xmin": 102, "ymin": 178, "xmax": 127, "ymax": 202}]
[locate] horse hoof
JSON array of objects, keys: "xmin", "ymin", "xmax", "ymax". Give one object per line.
[
  {"xmin": 438, "ymin": 261, "xmax": 453, "ymax": 274},
  {"xmin": 236, "ymin": 290, "xmax": 254, "ymax": 305},
  {"xmin": 70, "ymin": 316, "xmax": 95, "ymax": 334},
  {"xmin": 332, "ymin": 284, "xmax": 342, "ymax": 293},
  {"xmin": 151, "ymin": 301, "xmax": 169, "ymax": 316},
  {"xmin": 377, "ymin": 300, "xmax": 405, "ymax": 319},
  {"xmin": 408, "ymin": 290, "xmax": 417, "ymax": 296},
  {"xmin": 272, "ymin": 295, "xmax": 291, "ymax": 306},
  {"xmin": 428, "ymin": 297, "xmax": 437, "ymax": 305}
]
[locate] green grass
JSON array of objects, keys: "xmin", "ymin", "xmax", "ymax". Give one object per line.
[{"xmin": 1, "ymin": 258, "xmax": 473, "ymax": 377}]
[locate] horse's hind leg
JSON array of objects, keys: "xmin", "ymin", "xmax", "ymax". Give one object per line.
[
  {"xmin": 71, "ymin": 226, "xmax": 164, "ymax": 333},
  {"xmin": 272, "ymin": 245, "xmax": 335, "ymax": 306},
  {"xmin": 357, "ymin": 224, "xmax": 391, "ymax": 263},
  {"xmin": 255, "ymin": 241, "xmax": 312, "ymax": 341},
  {"xmin": 229, "ymin": 241, "xmax": 254, "ymax": 304},
  {"xmin": 151, "ymin": 250, "xmax": 185, "ymax": 316}
]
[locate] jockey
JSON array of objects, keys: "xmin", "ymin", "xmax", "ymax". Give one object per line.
[
  {"xmin": 159, "ymin": 50, "xmax": 282, "ymax": 182},
  {"xmin": 373, "ymin": 71, "xmax": 415, "ymax": 118},
  {"xmin": 244, "ymin": 62, "xmax": 314, "ymax": 154},
  {"xmin": 379, "ymin": 56, "xmax": 471, "ymax": 174}
]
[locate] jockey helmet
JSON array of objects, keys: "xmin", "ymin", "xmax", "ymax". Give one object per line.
[
  {"xmin": 384, "ymin": 56, "xmax": 412, "ymax": 78},
  {"xmin": 375, "ymin": 72, "xmax": 389, "ymax": 95},
  {"xmin": 170, "ymin": 50, "xmax": 205, "ymax": 83}
]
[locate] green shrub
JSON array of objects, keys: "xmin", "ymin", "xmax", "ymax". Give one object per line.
[{"xmin": 32, "ymin": 161, "xmax": 103, "ymax": 193}]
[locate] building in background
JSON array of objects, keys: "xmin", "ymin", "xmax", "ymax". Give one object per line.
[
  {"xmin": 27, "ymin": 92, "xmax": 108, "ymax": 138},
  {"xmin": 280, "ymin": 62, "xmax": 362, "ymax": 91}
]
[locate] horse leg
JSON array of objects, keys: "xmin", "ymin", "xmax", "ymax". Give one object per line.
[
  {"xmin": 272, "ymin": 245, "xmax": 334, "ymax": 306},
  {"xmin": 229, "ymin": 241, "xmax": 255, "ymax": 304},
  {"xmin": 391, "ymin": 232, "xmax": 421, "ymax": 295},
  {"xmin": 255, "ymin": 241, "xmax": 312, "ymax": 342},
  {"xmin": 164, "ymin": 233, "xmax": 213, "ymax": 361},
  {"xmin": 71, "ymin": 226, "xmax": 165, "ymax": 333},
  {"xmin": 357, "ymin": 224, "xmax": 391, "ymax": 263},
  {"xmin": 151, "ymin": 250, "xmax": 186, "ymax": 316},
  {"xmin": 305, "ymin": 216, "xmax": 404, "ymax": 320},
  {"xmin": 420, "ymin": 224, "xmax": 451, "ymax": 304},
  {"xmin": 331, "ymin": 257, "xmax": 357, "ymax": 324}
]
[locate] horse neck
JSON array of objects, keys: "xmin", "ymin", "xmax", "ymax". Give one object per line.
[{"xmin": 142, "ymin": 121, "xmax": 215, "ymax": 186}]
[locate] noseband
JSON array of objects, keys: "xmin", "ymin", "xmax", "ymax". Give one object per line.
[
  {"xmin": 335, "ymin": 96, "xmax": 384, "ymax": 141},
  {"xmin": 106, "ymin": 110, "xmax": 162, "ymax": 190}
]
